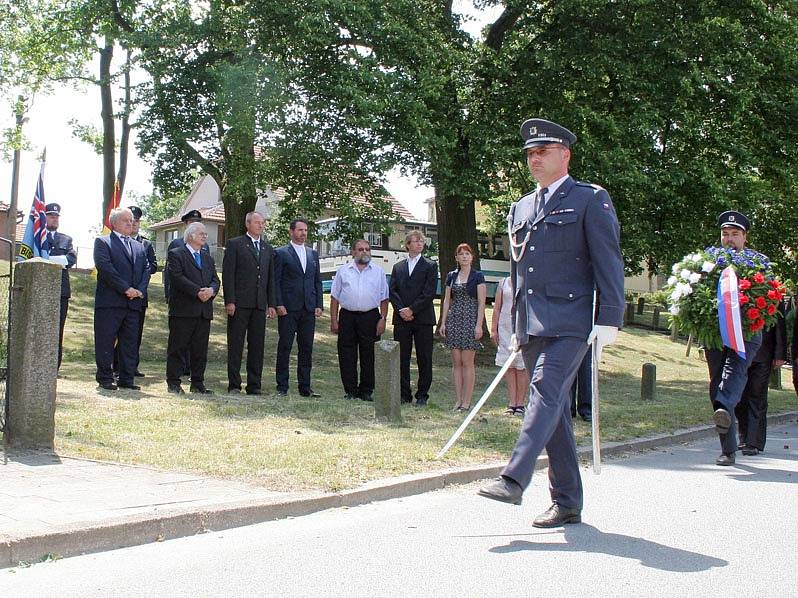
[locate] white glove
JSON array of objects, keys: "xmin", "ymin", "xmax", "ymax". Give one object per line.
[
  {"xmin": 509, "ymin": 333, "xmax": 520, "ymax": 352},
  {"xmin": 49, "ymin": 255, "xmax": 69, "ymax": 268},
  {"xmin": 594, "ymin": 325, "xmax": 618, "ymax": 363}
]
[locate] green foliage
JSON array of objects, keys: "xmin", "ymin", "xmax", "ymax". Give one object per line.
[
  {"xmin": 68, "ymin": 119, "xmax": 104, "ymax": 155},
  {"xmin": 127, "ymin": 189, "xmax": 187, "ymax": 234}
]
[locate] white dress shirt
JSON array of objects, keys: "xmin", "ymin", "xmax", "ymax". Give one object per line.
[
  {"xmin": 407, "ymin": 254, "xmax": 421, "ymax": 277},
  {"xmin": 331, "ymin": 261, "xmax": 389, "ymax": 312},
  {"xmin": 290, "ymin": 241, "xmax": 307, "ymax": 272}
]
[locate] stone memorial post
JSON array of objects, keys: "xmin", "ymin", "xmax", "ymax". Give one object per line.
[
  {"xmin": 641, "ymin": 363, "xmax": 656, "ymax": 402},
  {"xmin": 373, "ymin": 340, "xmax": 401, "ymax": 423},
  {"xmin": 4, "ymin": 258, "xmax": 62, "ymax": 449}
]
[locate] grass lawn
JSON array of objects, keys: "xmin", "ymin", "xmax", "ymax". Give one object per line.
[{"xmin": 53, "ymin": 271, "xmax": 797, "ymax": 491}]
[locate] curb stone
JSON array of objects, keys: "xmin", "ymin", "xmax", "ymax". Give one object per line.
[{"xmin": 2, "ymin": 411, "xmax": 796, "ymax": 569}]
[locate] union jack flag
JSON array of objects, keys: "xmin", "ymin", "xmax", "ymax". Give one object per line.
[{"xmin": 17, "ymin": 159, "xmax": 50, "ymax": 261}]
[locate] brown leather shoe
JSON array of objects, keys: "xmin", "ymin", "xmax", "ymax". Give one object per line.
[
  {"xmin": 713, "ymin": 408, "xmax": 731, "ymax": 434},
  {"xmin": 532, "ymin": 503, "xmax": 582, "ymax": 528},
  {"xmin": 477, "ymin": 477, "xmax": 523, "ymax": 505}
]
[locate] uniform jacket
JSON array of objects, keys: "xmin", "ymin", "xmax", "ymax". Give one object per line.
[
  {"xmin": 93, "ymin": 233, "xmax": 150, "ymax": 311},
  {"xmin": 222, "ymin": 235, "xmax": 276, "ymax": 310},
  {"xmin": 45, "ymin": 230, "xmax": 77, "ymax": 298},
  {"xmin": 508, "ymin": 176, "xmax": 625, "ymax": 344},
  {"xmin": 389, "ymin": 256, "xmax": 438, "ymax": 326},
  {"xmin": 167, "ymin": 245, "xmax": 220, "ymax": 320},
  {"xmin": 274, "ymin": 244, "xmax": 323, "ymax": 312},
  {"xmin": 135, "ymin": 234, "xmax": 158, "ymax": 307}
]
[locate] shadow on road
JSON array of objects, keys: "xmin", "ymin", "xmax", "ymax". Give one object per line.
[{"xmin": 488, "ymin": 524, "xmax": 728, "ymax": 572}]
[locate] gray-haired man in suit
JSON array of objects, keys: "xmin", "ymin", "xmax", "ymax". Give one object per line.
[{"xmin": 478, "ymin": 118, "xmax": 625, "ymax": 528}]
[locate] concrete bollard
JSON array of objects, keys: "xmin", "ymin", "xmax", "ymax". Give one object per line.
[
  {"xmin": 374, "ymin": 340, "xmax": 402, "ymax": 423},
  {"xmin": 651, "ymin": 307, "xmax": 661, "ymax": 330},
  {"xmin": 5, "ymin": 258, "xmax": 62, "ymax": 448},
  {"xmin": 641, "ymin": 363, "xmax": 656, "ymax": 401},
  {"xmin": 637, "ymin": 297, "xmax": 645, "ymax": 315}
]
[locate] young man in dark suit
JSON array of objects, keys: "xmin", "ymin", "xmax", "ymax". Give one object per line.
[
  {"xmin": 165, "ymin": 222, "xmax": 220, "ymax": 395},
  {"xmin": 389, "ymin": 230, "xmax": 438, "ymax": 406},
  {"xmin": 93, "ymin": 207, "xmax": 151, "ymax": 391},
  {"xmin": 222, "ymin": 211, "xmax": 276, "ymax": 395},
  {"xmin": 274, "ymin": 218, "xmax": 323, "ymax": 397},
  {"xmin": 42, "ymin": 202, "xmax": 77, "ymax": 369}
]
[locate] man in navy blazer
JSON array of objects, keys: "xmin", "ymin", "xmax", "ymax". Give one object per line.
[
  {"xmin": 274, "ymin": 218, "xmax": 323, "ymax": 396},
  {"xmin": 93, "ymin": 207, "xmax": 151, "ymax": 391},
  {"xmin": 166, "ymin": 222, "xmax": 220, "ymax": 395},
  {"xmin": 478, "ymin": 119, "xmax": 624, "ymax": 528},
  {"xmin": 42, "ymin": 202, "xmax": 77, "ymax": 369}
]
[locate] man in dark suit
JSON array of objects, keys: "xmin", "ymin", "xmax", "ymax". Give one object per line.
[
  {"xmin": 389, "ymin": 230, "xmax": 438, "ymax": 407},
  {"xmin": 735, "ymin": 302, "xmax": 787, "ymax": 455},
  {"xmin": 114, "ymin": 206, "xmax": 158, "ymax": 378},
  {"xmin": 166, "ymin": 222, "xmax": 220, "ymax": 395},
  {"xmin": 93, "ymin": 207, "xmax": 151, "ymax": 391},
  {"xmin": 42, "ymin": 202, "xmax": 77, "ymax": 369},
  {"xmin": 223, "ymin": 211, "xmax": 276, "ymax": 395},
  {"xmin": 274, "ymin": 218, "xmax": 323, "ymax": 397},
  {"xmin": 478, "ymin": 118, "xmax": 624, "ymax": 528}
]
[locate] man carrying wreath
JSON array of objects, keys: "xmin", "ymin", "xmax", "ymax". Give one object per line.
[{"xmin": 706, "ymin": 211, "xmax": 768, "ymax": 466}]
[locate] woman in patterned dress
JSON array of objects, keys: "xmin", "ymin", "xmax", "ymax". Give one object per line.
[
  {"xmin": 438, "ymin": 243, "xmax": 487, "ymax": 411},
  {"xmin": 490, "ymin": 276, "xmax": 529, "ymax": 416}
]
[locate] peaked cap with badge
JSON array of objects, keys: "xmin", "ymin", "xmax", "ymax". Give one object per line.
[
  {"xmin": 45, "ymin": 202, "xmax": 61, "ymax": 215},
  {"xmin": 520, "ymin": 118, "xmax": 577, "ymax": 150},
  {"xmin": 181, "ymin": 209, "xmax": 203, "ymax": 223},
  {"xmin": 717, "ymin": 210, "xmax": 750, "ymax": 232}
]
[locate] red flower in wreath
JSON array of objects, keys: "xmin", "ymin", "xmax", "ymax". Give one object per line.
[
  {"xmin": 755, "ymin": 296, "xmax": 767, "ymax": 309},
  {"xmin": 767, "ymin": 304, "xmax": 777, "ymax": 315},
  {"xmin": 739, "ymin": 293, "xmax": 749, "ymax": 305},
  {"xmin": 768, "ymin": 279, "xmax": 781, "ymax": 289},
  {"xmin": 753, "ymin": 272, "xmax": 766, "ymax": 284},
  {"xmin": 746, "ymin": 307, "xmax": 761, "ymax": 320},
  {"xmin": 750, "ymin": 318, "xmax": 766, "ymax": 332},
  {"xmin": 767, "ymin": 289, "xmax": 779, "ymax": 300},
  {"xmin": 738, "ymin": 279, "xmax": 752, "ymax": 290}
]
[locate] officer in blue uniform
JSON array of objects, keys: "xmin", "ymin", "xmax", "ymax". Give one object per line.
[
  {"xmin": 478, "ymin": 118, "xmax": 625, "ymax": 527},
  {"xmin": 43, "ymin": 203, "xmax": 78, "ymax": 369}
]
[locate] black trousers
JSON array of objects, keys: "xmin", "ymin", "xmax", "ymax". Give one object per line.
[
  {"xmin": 393, "ymin": 320, "xmax": 433, "ymax": 402},
  {"xmin": 569, "ymin": 351, "xmax": 592, "ymax": 417},
  {"xmin": 95, "ymin": 307, "xmax": 140, "ymax": 386},
  {"xmin": 735, "ymin": 359, "xmax": 772, "ymax": 450},
  {"xmin": 166, "ymin": 316, "xmax": 210, "ymax": 387},
  {"xmin": 227, "ymin": 307, "xmax": 266, "ymax": 392},
  {"xmin": 58, "ymin": 296, "xmax": 69, "ymax": 369},
  {"xmin": 337, "ymin": 308, "xmax": 380, "ymax": 396},
  {"xmin": 276, "ymin": 309, "xmax": 316, "ymax": 392},
  {"xmin": 114, "ymin": 305, "xmax": 147, "ymax": 374}
]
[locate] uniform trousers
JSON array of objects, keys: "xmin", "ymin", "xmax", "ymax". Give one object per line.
[
  {"xmin": 706, "ymin": 333, "xmax": 763, "ymax": 455},
  {"xmin": 166, "ymin": 316, "xmax": 210, "ymax": 387},
  {"xmin": 337, "ymin": 308, "xmax": 380, "ymax": 397},
  {"xmin": 95, "ymin": 308, "xmax": 140, "ymax": 386},
  {"xmin": 227, "ymin": 307, "xmax": 267, "ymax": 393},
  {"xmin": 276, "ymin": 309, "xmax": 316, "ymax": 393},
  {"xmin": 394, "ymin": 320, "xmax": 434, "ymax": 403},
  {"xmin": 502, "ymin": 336, "xmax": 588, "ymax": 510},
  {"xmin": 735, "ymin": 358, "xmax": 773, "ymax": 451},
  {"xmin": 569, "ymin": 350, "xmax": 592, "ymax": 418}
]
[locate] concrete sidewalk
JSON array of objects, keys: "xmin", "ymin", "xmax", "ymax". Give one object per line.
[{"xmin": 2, "ymin": 411, "xmax": 796, "ymax": 569}]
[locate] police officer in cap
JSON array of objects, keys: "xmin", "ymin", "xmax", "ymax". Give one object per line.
[
  {"xmin": 705, "ymin": 211, "xmax": 783, "ymax": 465},
  {"xmin": 478, "ymin": 118, "xmax": 625, "ymax": 528},
  {"xmin": 114, "ymin": 206, "xmax": 157, "ymax": 377},
  {"xmin": 43, "ymin": 203, "xmax": 78, "ymax": 369},
  {"xmin": 163, "ymin": 209, "xmax": 207, "ymax": 375}
]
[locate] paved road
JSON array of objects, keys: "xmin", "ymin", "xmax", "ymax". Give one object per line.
[{"xmin": 2, "ymin": 424, "xmax": 796, "ymax": 597}]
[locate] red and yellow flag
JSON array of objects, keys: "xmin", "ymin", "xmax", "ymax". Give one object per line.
[{"xmin": 101, "ymin": 180, "xmax": 122, "ymax": 234}]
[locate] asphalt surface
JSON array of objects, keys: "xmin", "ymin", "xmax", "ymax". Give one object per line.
[{"xmin": 2, "ymin": 421, "xmax": 796, "ymax": 597}]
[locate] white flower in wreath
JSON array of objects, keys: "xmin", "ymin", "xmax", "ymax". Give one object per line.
[
  {"xmin": 677, "ymin": 282, "xmax": 693, "ymax": 296},
  {"xmin": 670, "ymin": 288, "xmax": 683, "ymax": 302},
  {"xmin": 667, "ymin": 275, "xmax": 677, "ymax": 286},
  {"xmin": 672, "ymin": 263, "xmax": 682, "ymax": 275},
  {"xmin": 669, "ymin": 305, "xmax": 680, "ymax": 316},
  {"xmin": 688, "ymin": 272, "xmax": 701, "ymax": 284},
  {"xmin": 680, "ymin": 268, "xmax": 692, "ymax": 280},
  {"xmin": 691, "ymin": 253, "xmax": 704, "ymax": 262},
  {"xmin": 701, "ymin": 261, "xmax": 715, "ymax": 273}
]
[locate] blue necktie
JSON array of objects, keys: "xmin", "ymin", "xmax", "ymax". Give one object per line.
[{"xmin": 194, "ymin": 251, "xmax": 202, "ymax": 268}]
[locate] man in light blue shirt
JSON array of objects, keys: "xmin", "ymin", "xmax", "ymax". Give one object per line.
[{"xmin": 330, "ymin": 239, "xmax": 389, "ymax": 401}]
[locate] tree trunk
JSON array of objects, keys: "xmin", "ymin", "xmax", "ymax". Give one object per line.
[
  {"xmin": 99, "ymin": 37, "xmax": 116, "ymax": 220},
  {"xmin": 221, "ymin": 191, "xmax": 248, "ymax": 241},
  {"xmin": 116, "ymin": 49, "xmax": 132, "ymax": 195},
  {"xmin": 433, "ymin": 177, "xmax": 480, "ymax": 289}
]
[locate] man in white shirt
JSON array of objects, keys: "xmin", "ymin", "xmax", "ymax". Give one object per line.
[{"xmin": 330, "ymin": 239, "xmax": 389, "ymax": 401}]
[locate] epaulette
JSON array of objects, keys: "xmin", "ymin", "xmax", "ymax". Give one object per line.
[{"xmin": 575, "ymin": 181, "xmax": 605, "ymax": 194}]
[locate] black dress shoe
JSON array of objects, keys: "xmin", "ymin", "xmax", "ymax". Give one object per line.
[
  {"xmin": 713, "ymin": 408, "xmax": 731, "ymax": 434},
  {"xmin": 741, "ymin": 446, "xmax": 760, "ymax": 456},
  {"xmin": 167, "ymin": 385, "xmax": 185, "ymax": 395},
  {"xmin": 579, "ymin": 412, "xmax": 592, "ymax": 422},
  {"xmin": 228, "ymin": 388, "xmax": 241, "ymax": 394},
  {"xmin": 299, "ymin": 389, "xmax": 320, "ymax": 397},
  {"xmin": 135, "ymin": 370, "xmax": 146, "ymax": 377},
  {"xmin": 190, "ymin": 386, "xmax": 213, "ymax": 395},
  {"xmin": 360, "ymin": 393, "xmax": 374, "ymax": 402},
  {"xmin": 414, "ymin": 397, "xmax": 428, "ymax": 407},
  {"xmin": 343, "ymin": 393, "xmax": 358, "ymax": 400},
  {"xmin": 97, "ymin": 382, "xmax": 117, "ymax": 391},
  {"xmin": 246, "ymin": 389, "xmax": 262, "ymax": 396},
  {"xmin": 118, "ymin": 383, "xmax": 141, "ymax": 390},
  {"xmin": 532, "ymin": 503, "xmax": 582, "ymax": 528},
  {"xmin": 477, "ymin": 477, "xmax": 524, "ymax": 505},
  {"xmin": 716, "ymin": 453, "xmax": 735, "ymax": 466},
  {"xmin": 276, "ymin": 388, "xmax": 288, "ymax": 396},
  {"xmin": 401, "ymin": 397, "xmax": 413, "ymax": 404}
]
